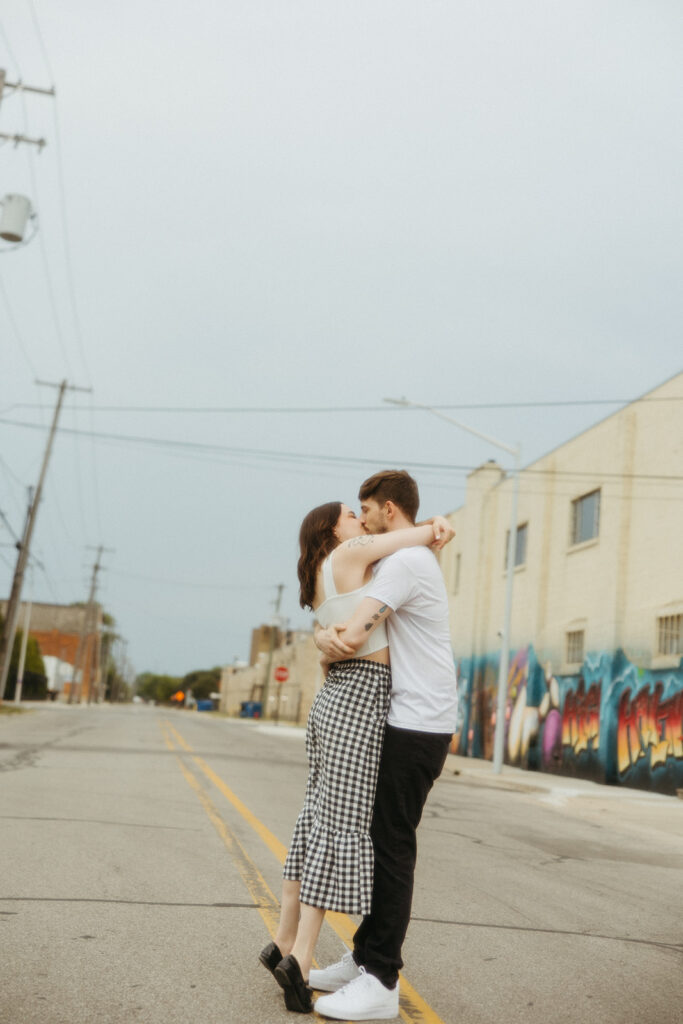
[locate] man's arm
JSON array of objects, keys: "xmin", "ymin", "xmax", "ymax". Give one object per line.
[
  {"xmin": 342, "ymin": 598, "xmax": 392, "ymax": 650},
  {"xmin": 314, "ymin": 598, "xmax": 392, "ymax": 662},
  {"xmin": 314, "ymin": 620, "xmax": 356, "ymax": 661}
]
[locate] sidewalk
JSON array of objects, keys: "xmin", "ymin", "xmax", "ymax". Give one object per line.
[
  {"xmin": 221, "ymin": 713, "xmax": 681, "ymax": 806},
  {"xmin": 445, "ymin": 750, "xmax": 683, "ymax": 849},
  {"xmin": 444, "ymin": 749, "xmax": 679, "ymax": 802}
]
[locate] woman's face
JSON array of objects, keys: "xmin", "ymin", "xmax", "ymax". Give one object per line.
[{"xmin": 333, "ymin": 504, "xmax": 364, "ymax": 543}]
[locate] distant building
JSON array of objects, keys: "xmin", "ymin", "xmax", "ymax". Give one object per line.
[
  {"xmin": 0, "ymin": 601, "xmax": 102, "ymax": 701},
  {"xmin": 221, "ymin": 629, "xmax": 322, "ymax": 725},
  {"xmin": 441, "ymin": 371, "xmax": 683, "ymax": 794},
  {"xmin": 249, "ymin": 623, "xmax": 285, "ymax": 666}
]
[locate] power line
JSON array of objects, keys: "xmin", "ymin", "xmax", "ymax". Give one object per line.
[
  {"xmin": 0, "ymin": 274, "xmax": 38, "ymax": 375},
  {"xmin": 108, "ymin": 568, "xmax": 272, "ymax": 591},
  {"xmin": 0, "ymin": 454, "xmax": 27, "ymax": 520},
  {"xmin": 26, "ymin": 0, "xmax": 91, "ymax": 385},
  {"xmin": 26, "ymin": 0, "xmax": 56, "ymax": 84},
  {"xmin": 0, "ymin": 37, "xmax": 71, "ymax": 368},
  {"xmin": 25, "ymin": 0, "xmax": 103, "ymax": 542},
  {"xmin": 29, "ymin": 551, "xmax": 62, "ymax": 605},
  {"xmin": 0, "ymin": 506, "xmax": 21, "ymax": 544},
  {"xmin": 66, "ymin": 406, "xmax": 91, "ymax": 545},
  {"xmin": 0, "ymin": 19, "xmax": 21, "ymax": 72},
  {"xmin": 1, "ymin": 416, "xmax": 682, "ymax": 482},
  {"xmin": 5, "ymin": 8, "xmax": 103, "ymax": 544},
  {"xmin": 8, "ymin": 395, "xmax": 683, "ymax": 415}
]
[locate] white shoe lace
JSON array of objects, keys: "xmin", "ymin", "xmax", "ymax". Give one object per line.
[{"xmin": 335, "ymin": 966, "xmax": 367, "ymax": 997}]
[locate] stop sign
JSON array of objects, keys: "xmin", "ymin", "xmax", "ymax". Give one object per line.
[{"xmin": 274, "ymin": 665, "xmax": 289, "ymax": 683}]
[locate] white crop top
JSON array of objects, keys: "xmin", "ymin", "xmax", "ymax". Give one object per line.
[{"xmin": 315, "ymin": 553, "xmax": 389, "ymax": 657}]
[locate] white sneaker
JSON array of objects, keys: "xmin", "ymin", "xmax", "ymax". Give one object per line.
[
  {"xmin": 314, "ymin": 968, "xmax": 399, "ymax": 1021},
  {"xmin": 309, "ymin": 951, "xmax": 361, "ymax": 992}
]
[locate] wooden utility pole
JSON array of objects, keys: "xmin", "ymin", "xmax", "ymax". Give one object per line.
[
  {"xmin": 0, "ymin": 380, "xmax": 91, "ymax": 701},
  {"xmin": 69, "ymin": 545, "xmax": 112, "ymax": 704},
  {"xmin": 0, "ymin": 380, "xmax": 90, "ymax": 701}
]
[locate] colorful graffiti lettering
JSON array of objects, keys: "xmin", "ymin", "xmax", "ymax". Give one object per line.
[
  {"xmin": 453, "ymin": 645, "xmax": 683, "ymax": 793},
  {"xmin": 617, "ymin": 682, "xmax": 683, "ymax": 774},
  {"xmin": 562, "ymin": 680, "xmax": 601, "ymax": 755}
]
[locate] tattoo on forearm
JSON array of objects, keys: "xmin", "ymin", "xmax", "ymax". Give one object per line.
[
  {"xmin": 347, "ymin": 535, "xmax": 374, "ymax": 547},
  {"xmin": 364, "ymin": 605, "xmax": 388, "ymax": 632}
]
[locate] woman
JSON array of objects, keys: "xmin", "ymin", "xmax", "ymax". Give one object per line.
[{"xmin": 259, "ymin": 500, "xmax": 450, "ymax": 1013}]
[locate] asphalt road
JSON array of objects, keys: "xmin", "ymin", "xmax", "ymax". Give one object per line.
[{"xmin": 1, "ymin": 704, "xmax": 681, "ymax": 1024}]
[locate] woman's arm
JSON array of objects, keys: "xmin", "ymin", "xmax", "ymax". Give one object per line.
[
  {"xmin": 316, "ymin": 599, "xmax": 392, "ymax": 662},
  {"xmin": 335, "ymin": 516, "xmax": 454, "ymax": 573}
]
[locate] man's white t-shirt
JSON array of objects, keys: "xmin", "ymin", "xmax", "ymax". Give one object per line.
[{"xmin": 367, "ymin": 547, "xmax": 457, "ymax": 734}]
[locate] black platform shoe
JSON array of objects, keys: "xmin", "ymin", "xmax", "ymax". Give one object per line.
[
  {"xmin": 259, "ymin": 941, "xmax": 283, "ymax": 976},
  {"xmin": 274, "ymin": 954, "xmax": 313, "ymax": 1013}
]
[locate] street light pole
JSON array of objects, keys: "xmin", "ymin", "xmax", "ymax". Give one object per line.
[
  {"xmin": 384, "ymin": 396, "xmax": 521, "ymax": 774},
  {"xmin": 493, "ymin": 446, "xmax": 520, "ymax": 774},
  {"xmin": 261, "ymin": 583, "xmax": 284, "ymax": 719}
]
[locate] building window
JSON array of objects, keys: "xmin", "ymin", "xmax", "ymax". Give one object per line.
[
  {"xmin": 504, "ymin": 523, "xmax": 528, "ymax": 569},
  {"xmin": 570, "ymin": 489, "xmax": 600, "ymax": 546},
  {"xmin": 566, "ymin": 630, "xmax": 585, "ymax": 665},
  {"xmin": 657, "ymin": 615, "xmax": 683, "ymax": 657},
  {"xmin": 452, "ymin": 553, "xmax": 461, "ymax": 594}
]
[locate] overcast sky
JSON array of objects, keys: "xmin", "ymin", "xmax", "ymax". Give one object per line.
[{"xmin": 1, "ymin": 1, "xmax": 681, "ymax": 679}]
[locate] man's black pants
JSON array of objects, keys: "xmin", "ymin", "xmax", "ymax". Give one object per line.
[{"xmin": 353, "ymin": 724, "xmax": 452, "ymax": 988}]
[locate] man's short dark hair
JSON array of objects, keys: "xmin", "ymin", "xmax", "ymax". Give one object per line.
[{"xmin": 358, "ymin": 469, "xmax": 420, "ymax": 523}]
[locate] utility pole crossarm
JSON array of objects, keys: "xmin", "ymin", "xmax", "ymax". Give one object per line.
[
  {"xmin": 0, "ymin": 131, "xmax": 46, "ymax": 150},
  {"xmin": 2, "ymin": 81, "xmax": 56, "ymax": 97},
  {"xmin": 0, "ymin": 70, "xmax": 55, "ymax": 151}
]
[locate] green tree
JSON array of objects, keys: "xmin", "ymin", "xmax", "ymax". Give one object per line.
[
  {"xmin": 182, "ymin": 667, "xmax": 221, "ymax": 702},
  {"xmin": 0, "ymin": 612, "xmax": 47, "ymax": 700},
  {"xmin": 135, "ymin": 672, "xmax": 183, "ymax": 704}
]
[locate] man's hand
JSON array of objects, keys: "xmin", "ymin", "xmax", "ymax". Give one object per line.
[
  {"xmin": 314, "ymin": 623, "xmax": 356, "ymax": 661},
  {"xmin": 430, "ymin": 515, "xmax": 455, "ymax": 550}
]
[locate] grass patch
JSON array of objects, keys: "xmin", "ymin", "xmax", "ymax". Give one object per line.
[{"xmin": 0, "ymin": 704, "xmax": 28, "ymax": 715}]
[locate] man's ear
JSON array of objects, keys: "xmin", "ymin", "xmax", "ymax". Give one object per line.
[{"xmin": 384, "ymin": 500, "xmax": 396, "ymax": 520}]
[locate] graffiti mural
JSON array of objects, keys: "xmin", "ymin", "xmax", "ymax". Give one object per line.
[
  {"xmin": 617, "ymin": 683, "xmax": 683, "ymax": 773},
  {"xmin": 562, "ymin": 680, "xmax": 601, "ymax": 756},
  {"xmin": 453, "ymin": 644, "xmax": 683, "ymax": 795}
]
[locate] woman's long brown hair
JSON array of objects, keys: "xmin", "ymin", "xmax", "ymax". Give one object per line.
[{"xmin": 297, "ymin": 501, "xmax": 342, "ymax": 609}]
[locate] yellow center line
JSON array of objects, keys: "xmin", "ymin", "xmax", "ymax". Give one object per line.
[
  {"xmin": 162, "ymin": 718, "xmax": 448, "ymax": 1024},
  {"xmin": 159, "ymin": 722, "xmax": 280, "ymax": 936}
]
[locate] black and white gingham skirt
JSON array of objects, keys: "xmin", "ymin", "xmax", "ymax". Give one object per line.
[{"xmin": 283, "ymin": 659, "xmax": 391, "ymax": 915}]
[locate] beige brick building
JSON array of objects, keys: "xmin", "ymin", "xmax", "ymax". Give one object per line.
[{"xmin": 440, "ymin": 371, "xmax": 683, "ymax": 793}]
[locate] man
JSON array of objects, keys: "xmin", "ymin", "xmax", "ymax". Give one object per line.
[{"xmin": 311, "ymin": 469, "xmax": 458, "ymax": 1021}]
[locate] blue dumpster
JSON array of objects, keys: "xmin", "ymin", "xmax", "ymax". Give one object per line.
[{"xmin": 239, "ymin": 700, "xmax": 262, "ymax": 718}]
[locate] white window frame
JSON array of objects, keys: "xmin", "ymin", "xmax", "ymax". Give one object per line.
[
  {"xmin": 570, "ymin": 489, "xmax": 601, "ymax": 547},
  {"xmin": 657, "ymin": 614, "xmax": 683, "ymax": 657},
  {"xmin": 504, "ymin": 522, "xmax": 528, "ymax": 570},
  {"xmin": 566, "ymin": 629, "xmax": 585, "ymax": 666}
]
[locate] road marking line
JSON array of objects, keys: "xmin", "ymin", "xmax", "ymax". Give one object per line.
[
  {"xmin": 166, "ymin": 721, "xmax": 290, "ymax": 862},
  {"xmin": 159, "ymin": 722, "xmax": 280, "ymax": 936},
  {"xmin": 163, "ymin": 719, "xmax": 448, "ymax": 1024}
]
